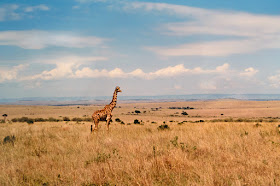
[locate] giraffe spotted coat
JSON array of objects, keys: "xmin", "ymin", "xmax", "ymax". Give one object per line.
[{"xmin": 91, "ymin": 86, "xmax": 122, "ymax": 131}]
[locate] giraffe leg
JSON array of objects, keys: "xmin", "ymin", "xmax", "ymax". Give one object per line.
[
  {"xmin": 106, "ymin": 115, "xmax": 112, "ymax": 131},
  {"xmin": 93, "ymin": 119, "xmax": 99, "ymax": 132}
]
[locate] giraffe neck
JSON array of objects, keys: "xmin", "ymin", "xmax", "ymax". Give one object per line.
[{"xmin": 109, "ymin": 90, "xmax": 118, "ymax": 110}]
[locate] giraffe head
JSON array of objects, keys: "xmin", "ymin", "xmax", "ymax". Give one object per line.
[{"xmin": 115, "ymin": 86, "xmax": 122, "ymax": 93}]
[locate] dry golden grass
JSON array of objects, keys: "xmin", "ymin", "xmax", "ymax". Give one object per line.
[{"xmin": 1, "ymin": 100, "xmax": 280, "ymax": 185}]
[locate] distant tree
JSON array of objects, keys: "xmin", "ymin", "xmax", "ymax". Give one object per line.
[
  {"xmin": 2, "ymin": 114, "xmax": 7, "ymax": 123},
  {"xmin": 63, "ymin": 117, "xmax": 70, "ymax": 121},
  {"xmin": 157, "ymin": 124, "xmax": 170, "ymax": 130},
  {"xmin": 11, "ymin": 118, "xmax": 18, "ymax": 122},
  {"xmin": 135, "ymin": 110, "xmax": 141, "ymax": 114},
  {"xmin": 27, "ymin": 119, "xmax": 34, "ymax": 124},
  {"xmin": 115, "ymin": 118, "xmax": 121, "ymax": 122},
  {"xmin": 181, "ymin": 111, "xmax": 188, "ymax": 116},
  {"xmin": 134, "ymin": 119, "xmax": 140, "ymax": 124}
]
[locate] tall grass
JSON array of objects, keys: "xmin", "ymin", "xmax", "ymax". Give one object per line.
[{"xmin": 1, "ymin": 122, "xmax": 280, "ymax": 185}]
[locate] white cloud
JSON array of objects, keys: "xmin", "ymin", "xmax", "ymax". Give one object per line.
[
  {"xmin": 127, "ymin": 2, "xmax": 280, "ymax": 56},
  {"xmin": 128, "ymin": 69, "xmax": 146, "ymax": 78},
  {"xmin": 0, "ymin": 64, "xmax": 27, "ymax": 82},
  {"xmin": 0, "ymin": 30, "xmax": 107, "ymax": 49},
  {"xmin": 38, "ymin": 56, "xmax": 108, "ymax": 65},
  {"xmin": 0, "ymin": 4, "xmax": 50, "ymax": 21},
  {"xmin": 129, "ymin": 2, "xmax": 280, "ymax": 37},
  {"xmin": 147, "ymin": 38, "xmax": 280, "ymax": 57},
  {"xmin": 26, "ymin": 63, "xmax": 79, "ymax": 80},
  {"xmin": 268, "ymin": 73, "xmax": 280, "ymax": 88},
  {"xmin": 240, "ymin": 67, "xmax": 259, "ymax": 77},
  {"xmin": 193, "ymin": 63, "xmax": 229, "ymax": 74},
  {"xmin": 40, "ymin": 63, "xmax": 230, "ymax": 80},
  {"xmin": 24, "ymin": 4, "xmax": 50, "ymax": 12},
  {"xmin": 0, "ymin": 4, "xmax": 20, "ymax": 21},
  {"xmin": 2, "ymin": 62, "xmax": 260, "ymax": 83},
  {"xmin": 22, "ymin": 56, "xmax": 107, "ymax": 81},
  {"xmin": 148, "ymin": 64, "xmax": 189, "ymax": 78},
  {"xmin": 75, "ymin": 67, "xmax": 127, "ymax": 78}
]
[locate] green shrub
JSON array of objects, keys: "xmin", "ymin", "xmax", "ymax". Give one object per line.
[
  {"xmin": 157, "ymin": 124, "xmax": 170, "ymax": 130},
  {"xmin": 72, "ymin": 117, "xmax": 83, "ymax": 122},
  {"xmin": 170, "ymin": 136, "xmax": 178, "ymax": 147},
  {"xmin": 255, "ymin": 123, "xmax": 262, "ymax": 127},
  {"xmin": 34, "ymin": 118, "xmax": 46, "ymax": 122},
  {"xmin": 134, "ymin": 119, "xmax": 140, "ymax": 124},
  {"xmin": 115, "ymin": 118, "xmax": 121, "ymax": 122},
  {"xmin": 63, "ymin": 117, "xmax": 70, "ymax": 121},
  {"xmin": 181, "ymin": 111, "xmax": 188, "ymax": 115},
  {"xmin": 135, "ymin": 110, "xmax": 141, "ymax": 114},
  {"xmin": 48, "ymin": 117, "xmax": 59, "ymax": 122},
  {"xmin": 224, "ymin": 118, "xmax": 234, "ymax": 122},
  {"xmin": 11, "ymin": 118, "xmax": 18, "ymax": 122},
  {"xmin": 83, "ymin": 117, "xmax": 92, "ymax": 122},
  {"xmin": 18, "ymin": 117, "xmax": 29, "ymax": 122},
  {"xmin": 27, "ymin": 119, "xmax": 34, "ymax": 124},
  {"xmin": 3, "ymin": 135, "xmax": 16, "ymax": 145}
]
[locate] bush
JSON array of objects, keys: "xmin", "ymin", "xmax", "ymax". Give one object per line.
[
  {"xmin": 18, "ymin": 117, "xmax": 29, "ymax": 122},
  {"xmin": 83, "ymin": 117, "xmax": 92, "ymax": 122},
  {"xmin": 134, "ymin": 119, "xmax": 140, "ymax": 124},
  {"xmin": 115, "ymin": 118, "xmax": 121, "ymax": 122},
  {"xmin": 63, "ymin": 117, "xmax": 70, "ymax": 121},
  {"xmin": 224, "ymin": 118, "xmax": 234, "ymax": 122},
  {"xmin": 181, "ymin": 111, "xmax": 188, "ymax": 116},
  {"xmin": 135, "ymin": 110, "xmax": 141, "ymax": 114},
  {"xmin": 11, "ymin": 118, "xmax": 18, "ymax": 122},
  {"xmin": 48, "ymin": 117, "xmax": 60, "ymax": 122},
  {"xmin": 3, "ymin": 135, "xmax": 16, "ymax": 145},
  {"xmin": 72, "ymin": 117, "xmax": 83, "ymax": 122},
  {"xmin": 34, "ymin": 118, "xmax": 46, "ymax": 122},
  {"xmin": 255, "ymin": 123, "xmax": 262, "ymax": 127},
  {"xmin": 157, "ymin": 124, "xmax": 170, "ymax": 130},
  {"xmin": 27, "ymin": 119, "xmax": 34, "ymax": 124}
]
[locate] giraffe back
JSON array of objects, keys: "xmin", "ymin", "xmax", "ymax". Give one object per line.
[{"xmin": 92, "ymin": 105, "xmax": 112, "ymax": 121}]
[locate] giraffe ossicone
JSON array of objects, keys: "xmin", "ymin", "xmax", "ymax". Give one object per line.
[{"xmin": 91, "ymin": 86, "xmax": 122, "ymax": 132}]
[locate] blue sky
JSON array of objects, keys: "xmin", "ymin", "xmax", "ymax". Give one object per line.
[{"xmin": 1, "ymin": 0, "xmax": 280, "ymax": 98}]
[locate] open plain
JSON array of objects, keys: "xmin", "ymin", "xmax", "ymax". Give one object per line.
[{"xmin": 1, "ymin": 99, "xmax": 280, "ymax": 185}]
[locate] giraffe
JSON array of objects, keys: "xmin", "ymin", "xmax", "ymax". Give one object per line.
[{"xmin": 91, "ymin": 86, "xmax": 122, "ymax": 132}]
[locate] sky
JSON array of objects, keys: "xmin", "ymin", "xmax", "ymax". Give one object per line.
[{"xmin": 1, "ymin": 0, "xmax": 280, "ymax": 98}]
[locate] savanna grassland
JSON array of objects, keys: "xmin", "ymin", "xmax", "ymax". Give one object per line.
[{"xmin": 1, "ymin": 100, "xmax": 280, "ymax": 185}]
